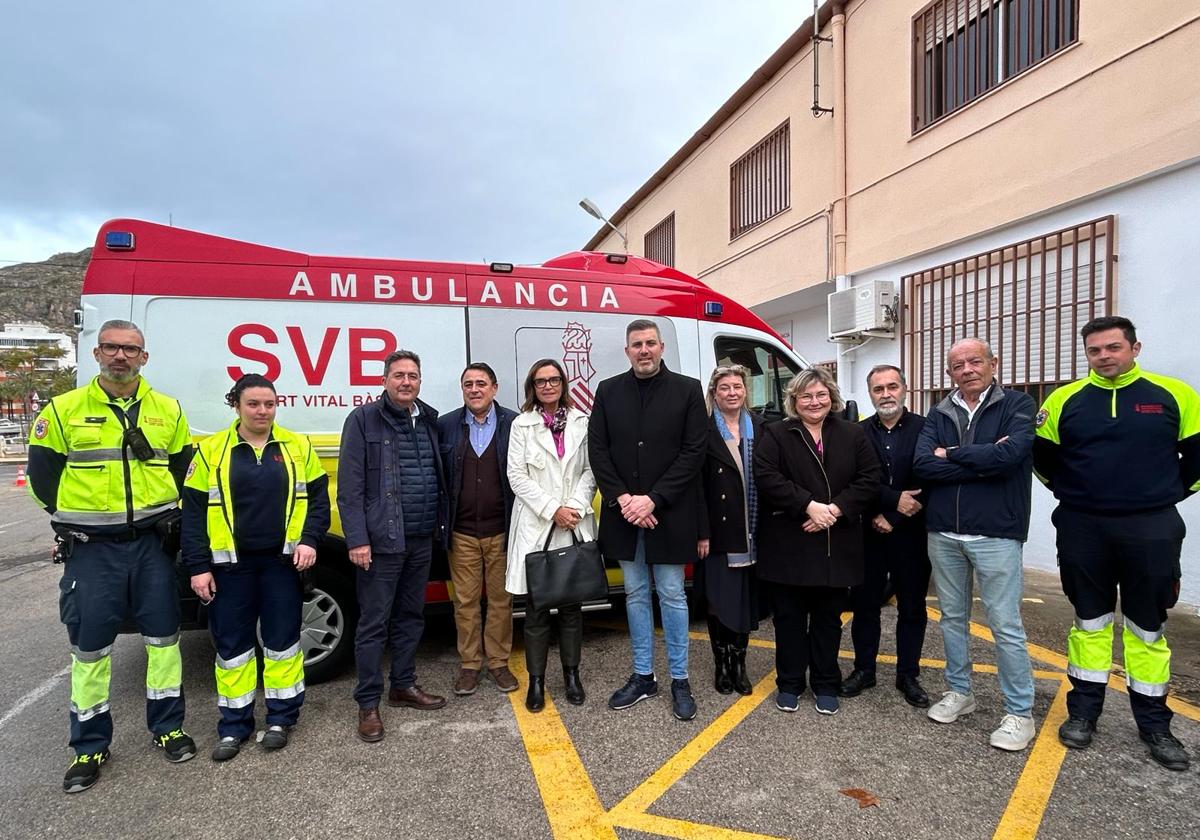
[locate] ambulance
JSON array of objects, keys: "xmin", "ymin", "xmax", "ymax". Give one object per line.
[{"xmin": 79, "ymin": 219, "xmax": 812, "ymax": 681}]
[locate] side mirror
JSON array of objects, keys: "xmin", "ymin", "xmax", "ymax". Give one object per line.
[{"xmin": 842, "ymin": 400, "xmax": 859, "ymax": 422}]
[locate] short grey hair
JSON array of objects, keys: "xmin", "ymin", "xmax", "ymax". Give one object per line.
[
  {"xmin": 98, "ymin": 319, "xmax": 145, "ymax": 344},
  {"xmin": 625, "ymin": 319, "xmax": 662, "ymax": 342},
  {"xmin": 866, "ymin": 364, "xmax": 906, "ymax": 387},
  {"xmin": 784, "ymin": 366, "xmax": 845, "ymax": 419},
  {"xmin": 946, "ymin": 337, "xmax": 995, "ymax": 364},
  {"xmin": 384, "ymin": 349, "xmax": 421, "ymax": 375}
]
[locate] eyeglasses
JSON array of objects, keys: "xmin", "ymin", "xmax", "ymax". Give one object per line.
[
  {"xmin": 713, "ymin": 364, "xmax": 748, "ymax": 377},
  {"xmin": 797, "ymin": 392, "xmax": 831, "ymax": 404},
  {"xmin": 97, "ymin": 342, "xmax": 144, "ymax": 357},
  {"xmin": 534, "ymin": 376, "xmax": 563, "ymax": 389}
]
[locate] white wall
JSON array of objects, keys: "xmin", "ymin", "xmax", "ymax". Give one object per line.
[{"xmin": 777, "ymin": 159, "xmax": 1200, "ymax": 607}]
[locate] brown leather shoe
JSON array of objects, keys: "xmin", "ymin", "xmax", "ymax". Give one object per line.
[
  {"xmin": 357, "ymin": 707, "xmax": 384, "ymax": 743},
  {"xmin": 387, "ymin": 685, "xmax": 447, "ymax": 710},
  {"xmin": 454, "ymin": 668, "xmax": 481, "ymax": 696},
  {"xmin": 489, "ymin": 666, "xmax": 518, "ymax": 693}
]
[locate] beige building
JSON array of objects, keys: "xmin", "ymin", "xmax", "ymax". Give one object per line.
[{"xmin": 586, "ymin": 0, "xmax": 1200, "ymax": 602}]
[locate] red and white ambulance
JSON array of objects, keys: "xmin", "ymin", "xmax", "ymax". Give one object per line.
[{"xmin": 80, "ymin": 219, "xmax": 811, "ymax": 680}]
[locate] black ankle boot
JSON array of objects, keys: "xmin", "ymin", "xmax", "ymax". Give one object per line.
[
  {"xmin": 526, "ymin": 675, "xmax": 545, "ymax": 712},
  {"xmin": 714, "ymin": 644, "xmax": 734, "ymax": 694},
  {"xmin": 730, "ymin": 640, "xmax": 752, "ymax": 696},
  {"xmin": 563, "ymin": 666, "xmax": 586, "ymax": 705}
]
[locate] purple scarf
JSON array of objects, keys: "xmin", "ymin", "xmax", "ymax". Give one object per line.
[{"xmin": 542, "ymin": 406, "xmax": 568, "ymax": 458}]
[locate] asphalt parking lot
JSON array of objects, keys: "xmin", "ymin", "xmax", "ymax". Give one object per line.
[{"xmin": 1, "ymin": 464, "xmax": 1198, "ymax": 840}]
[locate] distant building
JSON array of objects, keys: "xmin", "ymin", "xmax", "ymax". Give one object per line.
[{"xmin": 0, "ymin": 322, "xmax": 76, "ymax": 371}]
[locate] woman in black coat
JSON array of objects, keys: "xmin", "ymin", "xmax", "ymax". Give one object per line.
[
  {"xmin": 754, "ymin": 366, "xmax": 880, "ymax": 717},
  {"xmin": 696, "ymin": 365, "xmax": 765, "ymax": 696}
]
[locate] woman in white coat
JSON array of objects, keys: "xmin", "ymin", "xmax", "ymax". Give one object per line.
[{"xmin": 507, "ymin": 358, "xmax": 597, "ymax": 713}]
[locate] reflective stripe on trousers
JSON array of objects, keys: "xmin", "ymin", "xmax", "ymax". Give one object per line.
[
  {"xmin": 1066, "ymin": 613, "xmax": 1114, "ymax": 684},
  {"xmin": 262, "ymin": 641, "xmax": 305, "ymax": 700},
  {"xmin": 145, "ymin": 634, "xmax": 183, "ymax": 700},
  {"xmin": 215, "ymin": 647, "xmax": 258, "ymax": 709},
  {"xmin": 1123, "ymin": 620, "xmax": 1170, "ymax": 697},
  {"xmin": 70, "ymin": 648, "xmax": 112, "ymax": 720}
]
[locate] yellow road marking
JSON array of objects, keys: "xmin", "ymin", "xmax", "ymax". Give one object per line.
[
  {"xmin": 994, "ymin": 677, "xmax": 1071, "ymax": 840},
  {"xmin": 514, "ymin": 609, "xmax": 1200, "ymax": 840},
  {"xmin": 610, "ymin": 670, "xmax": 777, "ymax": 818},
  {"xmin": 507, "ymin": 657, "xmax": 618, "ymax": 840}
]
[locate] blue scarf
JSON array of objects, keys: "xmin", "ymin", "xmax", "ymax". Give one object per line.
[{"xmin": 714, "ymin": 409, "xmax": 757, "ymax": 567}]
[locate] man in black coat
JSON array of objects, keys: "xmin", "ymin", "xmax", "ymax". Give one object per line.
[
  {"xmin": 437, "ymin": 363, "xmax": 519, "ymax": 697},
  {"xmin": 588, "ymin": 319, "xmax": 708, "ymax": 721},
  {"xmin": 841, "ymin": 364, "xmax": 932, "ymax": 708}
]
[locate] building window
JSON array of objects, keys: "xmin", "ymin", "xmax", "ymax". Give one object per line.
[
  {"xmin": 644, "ymin": 213, "xmax": 675, "ymax": 267},
  {"xmin": 913, "ymin": 0, "xmax": 1079, "ymax": 132},
  {"xmin": 729, "ymin": 121, "xmax": 790, "ymax": 240},
  {"xmin": 900, "ymin": 216, "xmax": 1113, "ymax": 412}
]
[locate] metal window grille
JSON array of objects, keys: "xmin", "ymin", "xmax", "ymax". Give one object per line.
[
  {"xmin": 912, "ymin": 0, "xmax": 1079, "ymax": 132},
  {"xmin": 644, "ymin": 212, "xmax": 675, "ymax": 267},
  {"xmin": 900, "ymin": 216, "xmax": 1115, "ymax": 412},
  {"xmin": 729, "ymin": 121, "xmax": 790, "ymax": 240}
]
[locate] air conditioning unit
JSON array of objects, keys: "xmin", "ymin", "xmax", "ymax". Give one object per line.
[{"xmin": 828, "ymin": 280, "xmax": 896, "ymax": 339}]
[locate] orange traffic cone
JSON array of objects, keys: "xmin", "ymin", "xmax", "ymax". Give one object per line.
[{"xmin": 13, "ymin": 466, "xmax": 27, "ymax": 487}]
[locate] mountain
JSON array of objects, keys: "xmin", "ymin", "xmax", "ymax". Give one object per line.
[{"xmin": 0, "ymin": 248, "xmax": 90, "ymax": 337}]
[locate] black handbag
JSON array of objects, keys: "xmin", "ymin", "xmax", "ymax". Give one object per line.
[{"xmin": 524, "ymin": 526, "xmax": 607, "ymax": 612}]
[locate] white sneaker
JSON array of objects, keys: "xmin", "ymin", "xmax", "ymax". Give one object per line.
[
  {"xmin": 990, "ymin": 714, "xmax": 1036, "ymax": 751},
  {"xmin": 927, "ymin": 690, "xmax": 977, "ymax": 723}
]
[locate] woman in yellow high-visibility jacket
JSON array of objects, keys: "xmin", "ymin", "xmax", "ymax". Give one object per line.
[{"xmin": 181, "ymin": 374, "xmax": 330, "ymax": 761}]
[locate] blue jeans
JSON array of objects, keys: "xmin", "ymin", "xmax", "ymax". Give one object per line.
[
  {"xmin": 619, "ymin": 532, "xmax": 690, "ymax": 680},
  {"xmin": 928, "ymin": 533, "xmax": 1034, "ymax": 717}
]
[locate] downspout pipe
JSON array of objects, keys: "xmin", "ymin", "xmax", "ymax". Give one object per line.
[{"xmin": 831, "ymin": 2, "xmax": 848, "ymax": 291}]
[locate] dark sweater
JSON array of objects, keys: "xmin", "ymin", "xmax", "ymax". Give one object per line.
[{"xmin": 454, "ymin": 436, "xmax": 505, "ymax": 538}]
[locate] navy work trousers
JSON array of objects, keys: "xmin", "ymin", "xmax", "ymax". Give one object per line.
[
  {"xmin": 1054, "ymin": 505, "xmax": 1182, "ymax": 733},
  {"xmin": 353, "ymin": 537, "xmax": 433, "ymax": 708},
  {"xmin": 59, "ymin": 531, "xmax": 184, "ymax": 755},
  {"xmin": 209, "ymin": 549, "xmax": 304, "ymax": 739}
]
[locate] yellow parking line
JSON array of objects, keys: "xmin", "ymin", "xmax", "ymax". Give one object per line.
[
  {"xmin": 507, "ymin": 657, "xmax": 618, "ymax": 840},
  {"xmin": 993, "ymin": 677, "xmax": 1071, "ymax": 840},
  {"xmin": 610, "ymin": 670, "xmax": 777, "ymax": 819}
]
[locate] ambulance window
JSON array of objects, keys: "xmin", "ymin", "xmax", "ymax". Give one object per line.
[{"xmin": 712, "ymin": 337, "xmax": 800, "ymax": 420}]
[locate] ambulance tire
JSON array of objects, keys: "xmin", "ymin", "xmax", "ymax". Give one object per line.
[{"xmin": 298, "ymin": 564, "xmax": 357, "ymax": 685}]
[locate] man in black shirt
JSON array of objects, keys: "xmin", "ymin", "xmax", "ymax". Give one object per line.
[{"xmin": 843, "ymin": 365, "xmax": 932, "ymax": 708}]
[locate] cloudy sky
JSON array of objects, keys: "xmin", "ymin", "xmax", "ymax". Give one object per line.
[{"xmin": 1, "ymin": 1, "xmax": 806, "ymax": 267}]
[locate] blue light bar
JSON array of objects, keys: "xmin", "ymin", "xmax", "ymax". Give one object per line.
[
  {"xmin": 105, "ymin": 231, "xmax": 135, "ymax": 251},
  {"xmin": 704, "ymin": 301, "xmax": 724, "ymax": 317}
]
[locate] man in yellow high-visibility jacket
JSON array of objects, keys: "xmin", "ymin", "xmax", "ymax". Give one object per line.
[{"xmin": 27, "ymin": 320, "xmax": 197, "ymax": 794}]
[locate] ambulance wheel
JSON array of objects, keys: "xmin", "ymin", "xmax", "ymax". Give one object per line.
[{"xmin": 299, "ymin": 566, "xmax": 357, "ymax": 684}]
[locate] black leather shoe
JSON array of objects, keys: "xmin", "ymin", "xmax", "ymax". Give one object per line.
[
  {"xmin": 730, "ymin": 645, "xmax": 752, "ymax": 696},
  {"xmin": 1140, "ymin": 730, "xmax": 1190, "ymax": 771},
  {"xmin": 895, "ymin": 675, "xmax": 930, "ymax": 708},
  {"xmin": 563, "ymin": 666, "xmax": 586, "ymax": 705},
  {"xmin": 838, "ymin": 670, "xmax": 876, "ymax": 697},
  {"xmin": 526, "ymin": 675, "xmax": 546, "ymax": 712},
  {"xmin": 1058, "ymin": 717, "xmax": 1096, "ymax": 749},
  {"xmin": 714, "ymin": 644, "xmax": 734, "ymax": 694}
]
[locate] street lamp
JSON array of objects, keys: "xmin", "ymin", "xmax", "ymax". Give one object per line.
[{"xmin": 579, "ymin": 198, "xmax": 628, "ymax": 253}]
